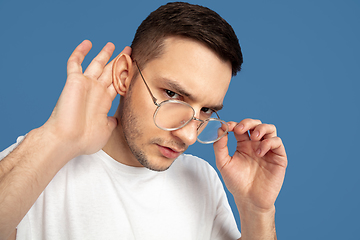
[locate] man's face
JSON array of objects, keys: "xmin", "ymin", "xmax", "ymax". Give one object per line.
[{"xmin": 121, "ymin": 37, "xmax": 232, "ymax": 171}]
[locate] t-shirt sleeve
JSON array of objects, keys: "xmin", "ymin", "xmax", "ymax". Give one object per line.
[{"xmin": 0, "ymin": 136, "xmax": 25, "ymax": 161}]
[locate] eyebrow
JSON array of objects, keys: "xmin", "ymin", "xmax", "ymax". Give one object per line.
[{"xmin": 161, "ymin": 78, "xmax": 224, "ymax": 112}]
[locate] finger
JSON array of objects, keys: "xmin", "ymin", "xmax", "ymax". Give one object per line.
[
  {"xmin": 107, "ymin": 83, "xmax": 117, "ymax": 100},
  {"xmin": 122, "ymin": 46, "xmax": 132, "ymax": 56},
  {"xmin": 226, "ymin": 121, "xmax": 250, "ymax": 142},
  {"xmin": 235, "ymin": 118, "xmax": 262, "ymax": 133},
  {"xmin": 256, "ymin": 137, "xmax": 287, "ymax": 161},
  {"xmin": 83, "ymin": 42, "xmax": 115, "ymax": 79},
  {"xmin": 250, "ymin": 123, "xmax": 277, "ymax": 141},
  {"xmin": 98, "ymin": 46, "xmax": 132, "ymax": 87},
  {"xmin": 67, "ymin": 40, "xmax": 92, "ymax": 75},
  {"xmin": 231, "ymin": 119, "xmax": 262, "ymax": 142}
]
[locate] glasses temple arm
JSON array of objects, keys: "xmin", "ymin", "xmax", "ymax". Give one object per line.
[
  {"xmin": 134, "ymin": 61, "xmax": 158, "ymax": 105},
  {"xmin": 214, "ymin": 111, "xmax": 221, "ymax": 119}
]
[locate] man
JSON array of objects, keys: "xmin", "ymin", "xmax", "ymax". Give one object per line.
[{"xmin": 0, "ymin": 2, "xmax": 287, "ymax": 240}]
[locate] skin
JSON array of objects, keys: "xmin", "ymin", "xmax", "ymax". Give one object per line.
[
  {"xmin": 0, "ymin": 38, "xmax": 287, "ymax": 240},
  {"xmin": 104, "ymin": 37, "xmax": 231, "ymax": 171}
]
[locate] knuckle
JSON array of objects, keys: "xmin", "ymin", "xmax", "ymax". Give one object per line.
[
  {"xmin": 68, "ymin": 52, "xmax": 81, "ymax": 62},
  {"xmin": 269, "ymin": 124, "xmax": 277, "ymax": 131},
  {"xmin": 67, "ymin": 57, "xmax": 75, "ymax": 65},
  {"xmin": 242, "ymin": 118, "xmax": 262, "ymax": 126},
  {"xmin": 260, "ymin": 123, "xmax": 277, "ymax": 134},
  {"xmin": 254, "ymin": 123, "xmax": 267, "ymax": 133},
  {"xmin": 92, "ymin": 58, "xmax": 104, "ymax": 66}
]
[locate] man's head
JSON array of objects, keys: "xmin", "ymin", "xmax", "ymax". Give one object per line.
[
  {"xmin": 131, "ymin": 2, "xmax": 242, "ymax": 76},
  {"xmin": 109, "ymin": 2, "xmax": 242, "ymax": 171}
]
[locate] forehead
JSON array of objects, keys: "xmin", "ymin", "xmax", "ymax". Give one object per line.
[{"xmin": 142, "ymin": 37, "xmax": 232, "ymax": 106}]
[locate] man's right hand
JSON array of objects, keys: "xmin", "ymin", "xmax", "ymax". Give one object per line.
[
  {"xmin": 0, "ymin": 41, "xmax": 131, "ymax": 240},
  {"xmin": 43, "ymin": 40, "xmax": 131, "ymax": 158}
]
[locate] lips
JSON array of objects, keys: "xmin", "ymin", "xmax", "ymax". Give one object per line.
[{"xmin": 157, "ymin": 145, "xmax": 182, "ymax": 159}]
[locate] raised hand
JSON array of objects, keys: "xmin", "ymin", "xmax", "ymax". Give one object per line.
[
  {"xmin": 44, "ymin": 40, "xmax": 131, "ymax": 157},
  {"xmin": 0, "ymin": 41, "xmax": 131, "ymax": 240},
  {"xmin": 213, "ymin": 119, "xmax": 287, "ymax": 212},
  {"xmin": 213, "ymin": 119, "xmax": 287, "ymax": 239}
]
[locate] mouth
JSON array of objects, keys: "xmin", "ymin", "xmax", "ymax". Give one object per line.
[{"xmin": 157, "ymin": 144, "xmax": 183, "ymax": 159}]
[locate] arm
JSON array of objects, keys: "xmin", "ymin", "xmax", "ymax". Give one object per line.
[
  {"xmin": 0, "ymin": 40, "xmax": 131, "ymax": 240},
  {"xmin": 0, "ymin": 127, "xmax": 72, "ymax": 240},
  {"xmin": 213, "ymin": 119, "xmax": 287, "ymax": 240}
]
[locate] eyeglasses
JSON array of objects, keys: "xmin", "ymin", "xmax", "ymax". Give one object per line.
[{"xmin": 134, "ymin": 61, "xmax": 229, "ymax": 144}]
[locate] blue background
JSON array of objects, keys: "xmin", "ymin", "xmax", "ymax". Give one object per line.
[{"xmin": 1, "ymin": 0, "xmax": 359, "ymax": 239}]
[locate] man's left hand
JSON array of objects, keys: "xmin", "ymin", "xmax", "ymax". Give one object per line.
[{"xmin": 213, "ymin": 118, "xmax": 287, "ymax": 212}]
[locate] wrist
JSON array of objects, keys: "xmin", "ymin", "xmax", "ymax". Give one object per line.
[
  {"xmin": 236, "ymin": 198, "xmax": 276, "ymax": 215},
  {"xmin": 236, "ymin": 200, "xmax": 276, "ymax": 240},
  {"xmin": 29, "ymin": 126, "xmax": 79, "ymax": 164}
]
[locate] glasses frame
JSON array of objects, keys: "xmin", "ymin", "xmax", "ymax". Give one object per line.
[{"xmin": 134, "ymin": 60, "xmax": 228, "ymax": 144}]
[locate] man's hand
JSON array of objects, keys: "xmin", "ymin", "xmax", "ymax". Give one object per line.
[
  {"xmin": 43, "ymin": 40, "xmax": 131, "ymax": 157},
  {"xmin": 213, "ymin": 119, "xmax": 287, "ymax": 239},
  {"xmin": 0, "ymin": 41, "xmax": 131, "ymax": 240}
]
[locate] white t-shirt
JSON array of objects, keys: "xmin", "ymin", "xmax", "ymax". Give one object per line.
[{"xmin": 1, "ymin": 136, "xmax": 240, "ymax": 240}]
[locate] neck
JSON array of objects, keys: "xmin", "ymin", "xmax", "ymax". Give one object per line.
[{"xmin": 102, "ymin": 108, "xmax": 143, "ymax": 168}]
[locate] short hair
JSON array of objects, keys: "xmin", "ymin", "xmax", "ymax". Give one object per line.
[{"xmin": 131, "ymin": 2, "xmax": 243, "ymax": 76}]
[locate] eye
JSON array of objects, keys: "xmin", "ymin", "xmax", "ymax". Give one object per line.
[
  {"xmin": 201, "ymin": 107, "xmax": 215, "ymax": 118},
  {"xmin": 165, "ymin": 89, "xmax": 180, "ymax": 100}
]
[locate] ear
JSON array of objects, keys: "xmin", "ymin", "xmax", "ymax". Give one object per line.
[{"xmin": 112, "ymin": 52, "xmax": 133, "ymax": 96}]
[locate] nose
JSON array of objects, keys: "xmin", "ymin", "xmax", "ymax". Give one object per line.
[{"xmin": 171, "ymin": 119, "xmax": 199, "ymax": 146}]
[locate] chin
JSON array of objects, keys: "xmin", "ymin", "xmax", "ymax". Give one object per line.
[{"xmin": 138, "ymin": 156, "xmax": 176, "ymax": 172}]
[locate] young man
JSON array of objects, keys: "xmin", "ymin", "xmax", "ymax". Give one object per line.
[{"xmin": 0, "ymin": 2, "xmax": 287, "ymax": 240}]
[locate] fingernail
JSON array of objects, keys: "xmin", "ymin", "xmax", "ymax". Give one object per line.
[
  {"xmin": 256, "ymin": 149, "xmax": 261, "ymax": 156},
  {"xmin": 238, "ymin": 124, "xmax": 244, "ymax": 130},
  {"xmin": 254, "ymin": 131, "xmax": 260, "ymax": 138}
]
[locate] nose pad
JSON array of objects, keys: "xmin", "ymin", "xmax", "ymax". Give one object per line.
[
  {"xmin": 192, "ymin": 116, "xmax": 204, "ymax": 129},
  {"xmin": 171, "ymin": 119, "xmax": 199, "ymax": 146}
]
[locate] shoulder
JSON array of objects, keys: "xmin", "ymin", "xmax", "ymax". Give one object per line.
[{"xmin": 55, "ymin": 152, "xmax": 107, "ymax": 180}]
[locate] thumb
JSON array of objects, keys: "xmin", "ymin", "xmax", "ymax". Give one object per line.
[
  {"xmin": 213, "ymin": 132, "xmax": 231, "ymax": 171},
  {"xmin": 107, "ymin": 116, "xmax": 118, "ymax": 132}
]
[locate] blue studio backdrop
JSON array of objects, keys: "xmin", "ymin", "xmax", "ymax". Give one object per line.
[{"xmin": 1, "ymin": 1, "xmax": 359, "ymax": 239}]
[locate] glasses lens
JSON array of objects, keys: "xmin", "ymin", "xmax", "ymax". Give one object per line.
[
  {"xmin": 197, "ymin": 119, "xmax": 228, "ymax": 144},
  {"xmin": 154, "ymin": 101, "xmax": 194, "ymax": 130}
]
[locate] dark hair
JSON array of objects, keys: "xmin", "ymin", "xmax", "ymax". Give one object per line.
[{"xmin": 131, "ymin": 2, "xmax": 243, "ymax": 76}]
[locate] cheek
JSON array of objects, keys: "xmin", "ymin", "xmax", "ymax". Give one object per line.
[{"xmin": 126, "ymin": 90, "xmax": 160, "ymax": 138}]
